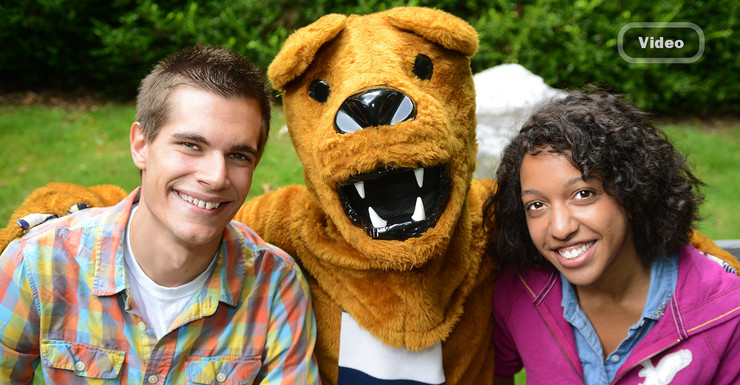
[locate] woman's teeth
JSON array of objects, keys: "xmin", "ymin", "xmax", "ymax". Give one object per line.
[
  {"xmin": 178, "ymin": 192, "xmax": 221, "ymax": 210},
  {"xmin": 558, "ymin": 242, "xmax": 594, "ymax": 260}
]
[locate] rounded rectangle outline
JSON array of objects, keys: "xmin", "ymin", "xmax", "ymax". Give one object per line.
[{"xmin": 618, "ymin": 22, "xmax": 704, "ymax": 64}]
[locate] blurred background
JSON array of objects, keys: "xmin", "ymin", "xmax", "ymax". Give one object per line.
[
  {"xmin": 2, "ymin": 0, "xmax": 738, "ymax": 113},
  {"xmin": 1, "ymin": 0, "xmax": 738, "ymax": 240}
]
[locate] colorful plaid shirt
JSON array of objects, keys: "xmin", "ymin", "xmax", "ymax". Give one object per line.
[{"xmin": 0, "ymin": 189, "xmax": 320, "ymax": 384}]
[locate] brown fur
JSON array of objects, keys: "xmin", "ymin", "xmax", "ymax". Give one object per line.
[{"xmin": 241, "ymin": 7, "xmax": 496, "ymax": 383}]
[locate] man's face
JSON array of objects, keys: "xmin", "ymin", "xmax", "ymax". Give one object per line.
[{"xmin": 131, "ymin": 85, "xmax": 262, "ymax": 249}]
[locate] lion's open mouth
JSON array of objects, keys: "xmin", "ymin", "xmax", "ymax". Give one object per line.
[{"xmin": 337, "ymin": 165, "xmax": 450, "ymax": 240}]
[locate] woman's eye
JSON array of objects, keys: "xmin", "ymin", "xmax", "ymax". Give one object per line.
[
  {"xmin": 525, "ymin": 201, "xmax": 544, "ymax": 212},
  {"xmin": 576, "ymin": 190, "xmax": 594, "ymax": 199}
]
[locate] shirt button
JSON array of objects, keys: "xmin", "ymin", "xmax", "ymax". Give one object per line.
[
  {"xmin": 138, "ymin": 321, "xmax": 147, "ymax": 331},
  {"xmin": 216, "ymin": 372, "xmax": 227, "ymax": 383},
  {"xmin": 74, "ymin": 361, "xmax": 85, "ymax": 371},
  {"xmin": 611, "ymin": 354, "xmax": 621, "ymax": 362},
  {"xmin": 147, "ymin": 374, "xmax": 159, "ymax": 384}
]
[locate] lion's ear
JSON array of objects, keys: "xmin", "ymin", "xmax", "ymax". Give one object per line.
[
  {"xmin": 267, "ymin": 14, "xmax": 347, "ymax": 91},
  {"xmin": 385, "ymin": 7, "xmax": 478, "ymax": 57}
]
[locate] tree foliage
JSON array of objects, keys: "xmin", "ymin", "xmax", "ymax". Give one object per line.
[{"xmin": 1, "ymin": 0, "xmax": 737, "ymax": 114}]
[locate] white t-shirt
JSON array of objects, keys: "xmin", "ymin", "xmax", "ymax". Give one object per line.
[{"xmin": 123, "ymin": 205, "xmax": 217, "ymax": 339}]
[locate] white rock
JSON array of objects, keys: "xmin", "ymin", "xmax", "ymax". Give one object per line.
[{"xmin": 473, "ymin": 64, "xmax": 565, "ymax": 180}]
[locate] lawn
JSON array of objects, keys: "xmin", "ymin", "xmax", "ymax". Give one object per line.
[
  {"xmin": 662, "ymin": 120, "xmax": 740, "ymax": 240},
  {"xmin": 1, "ymin": 103, "xmax": 737, "ymax": 241}
]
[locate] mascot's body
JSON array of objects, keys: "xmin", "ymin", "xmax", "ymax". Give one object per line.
[
  {"xmin": 236, "ymin": 7, "xmax": 495, "ymax": 384},
  {"xmin": 2, "ymin": 7, "xmax": 738, "ymax": 385}
]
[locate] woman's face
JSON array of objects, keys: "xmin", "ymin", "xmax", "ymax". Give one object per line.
[{"xmin": 519, "ymin": 149, "xmax": 639, "ymax": 288}]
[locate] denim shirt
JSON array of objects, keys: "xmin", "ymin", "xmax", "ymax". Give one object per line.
[{"xmin": 561, "ymin": 253, "xmax": 678, "ymax": 385}]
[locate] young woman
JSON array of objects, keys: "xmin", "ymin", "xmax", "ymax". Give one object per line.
[{"xmin": 486, "ymin": 88, "xmax": 740, "ymax": 384}]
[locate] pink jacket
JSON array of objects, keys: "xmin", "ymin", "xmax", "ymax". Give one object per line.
[{"xmin": 493, "ymin": 244, "xmax": 740, "ymax": 384}]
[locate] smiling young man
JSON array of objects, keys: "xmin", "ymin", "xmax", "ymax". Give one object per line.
[{"xmin": 0, "ymin": 46, "xmax": 320, "ymax": 384}]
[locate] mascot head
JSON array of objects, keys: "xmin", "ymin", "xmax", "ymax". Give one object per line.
[{"xmin": 268, "ymin": 7, "xmax": 478, "ymax": 268}]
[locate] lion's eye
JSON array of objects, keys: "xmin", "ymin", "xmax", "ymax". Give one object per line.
[
  {"xmin": 412, "ymin": 54, "xmax": 433, "ymax": 80},
  {"xmin": 308, "ymin": 80, "xmax": 330, "ymax": 103}
]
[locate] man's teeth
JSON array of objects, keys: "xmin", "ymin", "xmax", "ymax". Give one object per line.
[
  {"xmin": 178, "ymin": 193, "xmax": 221, "ymax": 210},
  {"xmin": 354, "ymin": 168, "xmax": 427, "ymax": 228},
  {"xmin": 558, "ymin": 242, "xmax": 594, "ymax": 260}
]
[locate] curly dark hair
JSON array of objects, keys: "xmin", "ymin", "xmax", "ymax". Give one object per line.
[{"xmin": 484, "ymin": 87, "xmax": 704, "ymax": 271}]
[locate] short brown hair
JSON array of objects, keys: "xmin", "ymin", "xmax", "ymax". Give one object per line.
[{"xmin": 135, "ymin": 45, "xmax": 271, "ymax": 157}]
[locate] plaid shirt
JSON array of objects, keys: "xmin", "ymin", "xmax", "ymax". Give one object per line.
[{"xmin": 0, "ymin": 189, "xmax": 320, "ymax": 384}]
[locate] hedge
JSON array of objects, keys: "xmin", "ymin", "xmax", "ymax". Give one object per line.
[{"xmin": 1, "ymin": 0, "xmax": 737, "ymax": 114}]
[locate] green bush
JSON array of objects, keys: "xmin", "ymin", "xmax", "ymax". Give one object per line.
[
  {"xmin": 471, "ymin": 0, "xmax": 740, "ymax": 114},
  {"xmin": 2, "ymin": 1, "xmax": 738, "ymax": 114},
  {"xmin": 0, "ymin": 0, "xmax": 131, "ymax": 93}
]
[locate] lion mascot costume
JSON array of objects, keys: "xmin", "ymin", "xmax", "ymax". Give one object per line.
[{"xmin": 1, "ymin": 7, "xmax": 737, "ymax": 385}]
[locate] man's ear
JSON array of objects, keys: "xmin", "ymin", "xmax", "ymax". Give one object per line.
[{"xmin": 130, "ymin": 122, "xmax": 147, "ymax": 171}]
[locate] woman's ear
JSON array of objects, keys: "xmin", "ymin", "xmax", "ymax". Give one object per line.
[{"xmin": 130, "ymin": 122, "xmax": 147, "ymax": 171}]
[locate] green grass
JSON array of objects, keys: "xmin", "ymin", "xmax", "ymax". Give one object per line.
[
  {"xmin": 1, "ymin": 104, "xmax": 737, "ymax": 243},
  {"xmin": 0, "ymin": 103, "xmax": 302, "ymax": 224},
  {"xmin": 0, "ymin": 103, "xmax": 140, "ymax": 222},
  {"xmin": 663, "ymin": 121, "xmax": 740, "ymax": 240}
]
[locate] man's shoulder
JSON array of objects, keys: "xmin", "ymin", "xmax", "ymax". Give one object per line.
[
  {"xmin": 8, "ymin": 206, "xmax": 110, "ymax": 250},
  {"xmin": 6, "ymin": 190, "xmax": 136, "ymax": 258},
  {"xmin": 227, "ymin": 221, "xmax": 296, "ymax": 267}
]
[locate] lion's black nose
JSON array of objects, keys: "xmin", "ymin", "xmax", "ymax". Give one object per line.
[{"xmin": 334, "ymin": 88, "xmax": 416, "ymax": 134}]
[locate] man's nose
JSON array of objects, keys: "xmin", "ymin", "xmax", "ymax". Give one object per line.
[{"xmin": 197, "ymin": 154, "xmax": 230, "ymax": 190}]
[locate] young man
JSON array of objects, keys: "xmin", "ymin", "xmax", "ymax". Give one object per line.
[{"xmin": 0, "ymin": 46, "xmax": 320, "ymax": 384}]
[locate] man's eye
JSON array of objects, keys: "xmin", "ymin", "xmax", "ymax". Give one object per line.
[
  {"xmin": 181, "ymin": 142, "xmax": 198, "ymax": 149},
  {"xmin": 229, "ymin": 153, "xmax": 251, "ymax": 162}
]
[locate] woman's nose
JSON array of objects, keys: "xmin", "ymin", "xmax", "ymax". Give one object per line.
[{"xmin": 550, "ymin": 203, "xmax": 578, "ymax": 240}]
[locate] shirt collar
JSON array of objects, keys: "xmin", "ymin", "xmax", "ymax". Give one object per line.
[
  {"xmin": 91, "ymin": 188, "xmax": 140, "ymax": 297},
  {"xmin": 642, "ymin": 252, "xmax": 678, "ymax": 320},
  {"xmin": 91, "ymin": 187, "xmax": 247, "ymax": 307},
  {"xmin": 561, "ymin": 252, "xmax": 679, "ymax": 322}
]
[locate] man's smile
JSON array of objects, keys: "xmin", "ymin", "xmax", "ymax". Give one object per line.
[{"xmin": 177, "ymin": 191, "xmax": 223, "ymax": 210}]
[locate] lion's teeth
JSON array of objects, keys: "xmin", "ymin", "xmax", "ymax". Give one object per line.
[
  {"xmin": 414, "ymin": 168, "xmax": 424, "ymax": 188},
  {"xmin": 411, "ymin": 197, "xmax": 426, "ymax": 221},
  {"xmin": 368, "ymin": 207, "xmax": 387, "ymax": 228},
  {"xmin": 354, "ymin": 181, "xmax": 366, "ymax": 199}
]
